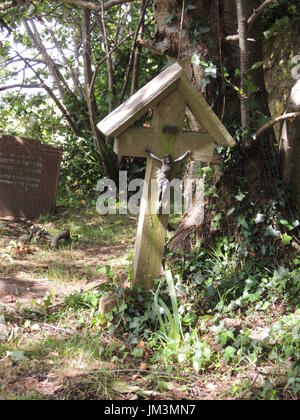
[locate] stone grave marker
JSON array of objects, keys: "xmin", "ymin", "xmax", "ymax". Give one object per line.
[{"xmin": 0, "ymin": 136, "xmax": 62, "ymax": 219}]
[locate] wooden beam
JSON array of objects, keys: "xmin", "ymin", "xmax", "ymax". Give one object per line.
[
  {"xmin": 132, "ymin": 155, "xmax": 166, "ymax": 289},
  {"xmin": 178, "ymin": 73, "xmax": 236, "ymax": 147},
  {"xmin": 115, "ymin": 128, "xmax": 215, "ymax": 161},
  {"xmin": 132, "ymin": 89, "xmax": 186, "ymax": 289},
  {"xmin": 97, "ymin": 63, "xmax": 183, "ymax": 138}
]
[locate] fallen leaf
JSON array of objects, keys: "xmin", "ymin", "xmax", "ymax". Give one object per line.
[
  {"xmin": 6, "ymin": 350, "xmax": 26, "ymax": 363},
  {"xmin": 139, "ymin": 362, "xmax": 148, "ymax": 371},
  {"xmin": 112, "ymin": 381, "xmax": 140, "ymax": 394},
  {"xmin": 157, "ymin": 381, "xmax": 175, "ymax": 392},
  {"xmin": 138, "ymin": 341, "xmax": 145, "ymax": 349}
]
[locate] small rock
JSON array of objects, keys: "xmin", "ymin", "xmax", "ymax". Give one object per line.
[
  {"xmin": 222, "ymin": 318, "xmax": 242, "ymax": 329},
  {"xmin": 98, "ymin": 295, "xmax": 118, "ymax": 315},
  {"xmin": 0, "ymin": 316, "xmax": 7, "ymax": 343},
  {"xmin": 249, "ymin": 327, "xmax": 270, "ymax": 341}
]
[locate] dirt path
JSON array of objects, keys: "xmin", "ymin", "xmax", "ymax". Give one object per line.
[{"xmin": 0, "ymin": 216, "xmax": 132, "ymax": 309}]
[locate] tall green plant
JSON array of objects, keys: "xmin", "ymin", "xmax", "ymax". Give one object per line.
[{"xmin": 153, "ymin": 270, "xmax": 183, "ymax": 342}]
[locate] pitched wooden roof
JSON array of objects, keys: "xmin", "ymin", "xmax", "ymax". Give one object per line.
[{"xmin": 97, "ymin": 62, "xmax": 235, "ymax": 147}]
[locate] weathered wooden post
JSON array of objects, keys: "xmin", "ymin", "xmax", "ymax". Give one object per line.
[{"xmin": 98, "ymin": 63, "xmax": 235, "ymax": 291}]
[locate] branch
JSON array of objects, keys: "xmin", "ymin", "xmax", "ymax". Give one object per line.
[
  {"xmin": 225, "ymin": 0, "xmax": 279, "ymax": 43},
  {"xmin": 9, "ymin": 46, "xmax": 81, "ymax": 136},
  {"xmin": 57, "ymin": 0, "xmax": 133, "ymax": 12},
  {"xmin": 40, "ymin": 17, "xmax": 85, "ymax": 99},
  {"xmin": 131, "ymin": 0, "xmax": 147, "ymax": 95},
  {"xmin": 23, "ymin": 19, "xmax": 79, "ymax": 104},
  {"xmin": 224, "ymin": 35, "xmax": 256, "ymax": 42},
  {"xmin": 248, "ymin": 0, "xmax": 278, "ymax": 31},
  {"xmin": 96, "ymin": 1, "xmax": 115, "ymax": 112},
  {"xmin": 90, "ymin": 29, "xmax": 135, "ymax": 96},
  {"xmin": 0, "ymin": 83, "xmax": 42, "ymax": 91},
  {"xmin": 1, "ymin": 57, "xmax": 56, "ymax": 67},
  {"xmin": 82, "ymin": 8, "xmax": 104, "ymax": 159},
  {"xmin": 255, "ymin": 112, "xmax": 300, "ymax": 138},
  {"xmin": 119, "ymin": 0, "xmax": 150, "ymax": 102},
  {"xmin": 138, "ymin": 38, "xmax": 171, "ymax": 56}
]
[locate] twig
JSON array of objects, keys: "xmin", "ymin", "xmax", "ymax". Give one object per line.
[
  {"xmin": 56, "ymin": 0, "xmax": 134, "ymax": 13},
  {"xmin": 90, "ymin": 30, "xmax": 135, "ymax": 98},
  {"xmin": 0, "ymin": 83, "xmax": 42, "ymax": 91},
  {"xmin": 119, "ymin": 0, "xmax": 150, "ymax": 103},
  {"xmin": 41, "ymin": 323, "xmax": 74, "ymax": 335},
  {"xmin": 255, "ymin": 112, "xmax": 300, "ymax": 138},
  {"xmin": 50, "ymin": 229, "xmax": 71, "ymax": 249},
  {"xmin": 177, "ymin": 0, "xmax": 185, "ymax": 60},
  {"xmin": 247, "ymin": 0, "xmax": 279, "ymax": 32},
  {"xmin": 225, "ymin": 0, "xmax": 278, "ymax": 42}
]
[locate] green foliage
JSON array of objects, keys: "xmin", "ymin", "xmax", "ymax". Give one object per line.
[
  {"xmin": 0, "ymin": 1, "xmax": 165, "ymax": 192},
  {"xmin": 261, "ymin": 0, "xmax": 300, "ymax": 31},
  {"xmin": 153, "ymin": 270, "xmax": 183, "ymax": 342},
  {"xmin": 186, "ymin": 17, "xmax": 211, "ymax": 46}
]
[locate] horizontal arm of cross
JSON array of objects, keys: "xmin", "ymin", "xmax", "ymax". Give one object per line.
[{"xmin": 114, "ymin": 128, "xmax": 215, "ymax": 161}]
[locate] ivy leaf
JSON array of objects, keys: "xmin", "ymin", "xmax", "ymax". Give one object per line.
[
  {"xmin": 235, "ymin": 192, "xmax": 246, "ymax": 202},
  {"xmin": 251, "ymin": 61, "xmax": 263, "ymax": 71},
  {"xmin": 191, "ymin": 54, "xmax": 200, "ymax": 65},
  {"xmin": 6, "ymin": 351, "xmax": 26, "ymax": 363},
  {"xmin": 131, "ymin": 347, "xmax": 144, "ymax": 358},
  {"xmin": 290, "ymin": 220, "xmax": 300, "ymax": 230},
  {"xmin": 265, "ymin": 226, "xmax": 280, "ymax": 238},
  {"xmin": 282, "ymin": 233, "xmax": 292, "ymax": 246},
  {"xmin": 226, "ymin": 207, "xmax": 235, "ymax": 216},
  {"xmin": 185, "ymin": 4, "xmax": 196, "ymax": 12},
  {"xmin": 224, "ymin": 346, "xmax": 236, "ymax": 361},
  {"xmin": 205, "ymin": 64, "xmax": 217, "ymax": 79},
  {"xmin": 255, "ymin": 212, "xmax": 265, "ymax": 224},
  {"xmin": 237, "ymin": 215, "xmax": 248, "ymax": 229}
]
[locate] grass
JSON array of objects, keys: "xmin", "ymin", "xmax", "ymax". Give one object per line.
[{"xmin": 0, "ymin": 203, "xmax": 299, "ymax": 400}]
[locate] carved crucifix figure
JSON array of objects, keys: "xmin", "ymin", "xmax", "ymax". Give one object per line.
[{"xmin": 145, "ymin": 148, "xmax": 191, "ymax": 213}]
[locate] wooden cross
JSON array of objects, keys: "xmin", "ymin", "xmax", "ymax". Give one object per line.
[
  {"xmin": 115, "ymin": 90, "xmax": 214, "ymax": 289},
  {"xmin": 98, "ymin": 63, "xmax": 235, "ymax": 290}
]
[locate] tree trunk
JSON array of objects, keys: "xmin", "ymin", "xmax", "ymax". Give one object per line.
[
  {"xmin": 279, "ymin": 79, "xmax": 300, "ymax": 208},
  {"xmin": 149, "ymin": 0, "xmax": 278, "ymax": 251},
  {"xmin": 82, "ymin": 8, "xmax": 117, "ymax": 181},
  {"xmin": 236, "ymin": 0, "xmax": 250, "ymax": 138}
]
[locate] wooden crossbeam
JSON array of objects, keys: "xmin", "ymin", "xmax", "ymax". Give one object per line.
[{"xmin": 115, "ymin": 128, "xmax": 215, "ymax": 161}]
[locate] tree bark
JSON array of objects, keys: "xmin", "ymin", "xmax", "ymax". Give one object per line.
[
  {"xmin": 131, "ymin": 0, "xmax": 147, "ymax": 95},
  {"xmin": 82, "ymin": 8, "xmax": 117, "ymax": 180},
  {"xmin": 44, "ymin": 19, "xmax": 85, "ymax": 100},
  {"xmin": 236, "ymin": 0, "xmax": 250, "ymax": 139},
  {"xmin": 279, "ymin": 80, "xmax": 300, "ymax": 206},
  {"xmin": 57, "ymin": 0, "xmax": 134, "ymax": 13},
  {"xmin": 147, "ymin": 0, "xmax": 279, "ymax": 251},
  {"xmin": 95, "ymin": 1, "xmax": 115, "ymax": 113},
  {"xmin": 23, "ymin": 19, "xmax": 77, "ymax": 102}
]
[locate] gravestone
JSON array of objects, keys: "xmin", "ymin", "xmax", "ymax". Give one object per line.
[{"xmin": 0, "ymin": 136, "xmax": 62, "ymax": 219}]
